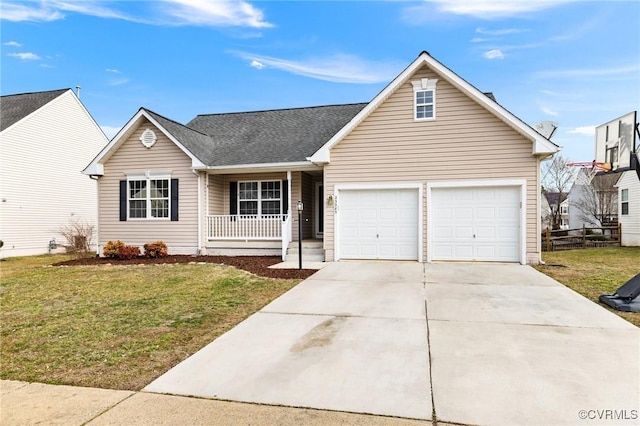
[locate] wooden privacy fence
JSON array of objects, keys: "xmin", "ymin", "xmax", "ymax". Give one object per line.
[{"xmin": 542, "ymin": 224, "xmax": 621, "ymax": 252}]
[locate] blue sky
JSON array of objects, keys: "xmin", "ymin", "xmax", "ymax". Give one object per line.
[{"xmin": 1, "ymin": 0, "xmax": 639, "ymax": 162}]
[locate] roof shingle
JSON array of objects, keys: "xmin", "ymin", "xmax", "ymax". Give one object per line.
[
  {"xmin": 186, "ymin": 103, "xmax": 368, "ymax": 166},
  {"xmin": 0, "ymin": 89, "xmax": 69, "ymax": 132}
]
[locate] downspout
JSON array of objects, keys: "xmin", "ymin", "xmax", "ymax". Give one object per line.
[
  {"xmin": 193, "ymin": 169, "xmax": 202, "ymax": 255},
  {"xmin": 90, "ymin": 174, "xmax": 100, "ymax": 256},
  {"xmin": 287, "ymin": 170, "xmax": 292, "ymax": 234}
]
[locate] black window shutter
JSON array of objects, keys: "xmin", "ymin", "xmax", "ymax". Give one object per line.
[
  {"xmin": 282, "ymin": 180, "xmax": 289, "ymax": 215},
  {"xmin": 230, "ymin": 181, "xmax": 238, "ymax": 215},
  {"xmin": 119, "ymin": 180, "xmax": 127, "ymax": 221},
  {"xmin": 171, "ymin": 179, "xmax": 179, "ymax": 221}
]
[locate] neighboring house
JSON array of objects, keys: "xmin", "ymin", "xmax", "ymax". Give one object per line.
[
  {"xmin": 0, "ymin": 89, "xmax": 108, "ymax": 258},
  {"xmin": 616, "ymin": 171, "xmax": 640, "ymax": 246},
  {"xmin": 542, "ymin": 191, "xmax": 569, "ymax": 230},
  {"xmin": 84, "ymin": 51, "xmax": 559, "ymax": 264},
  {"xmin": 568, "ymin": 171, "xmax": 618, "ymax": 230}
]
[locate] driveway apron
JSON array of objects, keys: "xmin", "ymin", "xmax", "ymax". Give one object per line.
[
  {"xmin": 425, "ymin": 263, "xmax": 639, "ymax": 426},
  {"xmin": 145, "ymin": 262, "xmax": 432, "ymax": 420},
  {"xmin": 145, "ymin": 262, "xmax": 639, "ymax": 425}
]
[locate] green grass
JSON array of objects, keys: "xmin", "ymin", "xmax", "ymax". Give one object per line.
[
  {"xmin": 535, "ymin": 247, "xmax": 640, "ymax": 327},
  {"xmin": 0, "ymin": 254, "xmax": 301, "ymax": 390}
]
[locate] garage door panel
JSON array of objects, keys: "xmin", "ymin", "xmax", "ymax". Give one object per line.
[
  {"xmin": 454, "ymin": 226, "xmax": 474, "ymax": 239},
  {"xmin": 454, "ymin": 245, "xmax": 473, "ymax": 258},
  {"xmin": 476, "ymin": 207, "xmax": 496, "ymax": 220},
  {"xmin": 339, "ymin": 188, "xmax": 419, "ymax": 260},
  {"xmin": 455, "ymin": 207, "xmax": 473, "ymax": 220},
  {"xmin": 475, "ymin": 226, "xmax": 496, "ymax": 239},
  {"xmin": 431, "ymin": 186, "xmax": 520, "ymax": 262}
]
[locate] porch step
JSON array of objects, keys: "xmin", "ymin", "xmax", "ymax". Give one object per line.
[{"xmin": 286, "ymin": 240, "xmax": 325, "ymax": 262}]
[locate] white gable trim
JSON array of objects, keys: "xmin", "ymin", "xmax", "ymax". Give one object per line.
[
  {"xmin": 309, "ymin": 51, "xmax": 559, "ymax": 163},
  {"xmin": 83, "ymin": 109, "xmax": 205, "ymax": 176}
]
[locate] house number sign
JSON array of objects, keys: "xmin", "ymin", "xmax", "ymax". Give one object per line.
[{"xmin": 140, "ymin": 128, "xmax": 157, "ymax": 148}]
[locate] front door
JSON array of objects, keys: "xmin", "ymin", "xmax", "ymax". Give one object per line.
[{"xmin": 315, "ymin": 182, "xmax": 324, "ymax": 239}]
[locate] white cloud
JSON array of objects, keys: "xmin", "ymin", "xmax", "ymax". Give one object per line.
[
  {"xmin": 0, "ymin": 2, "xmax": 63, "ymax": 21},
  {"xmin": 534, "ymin": 65, "xmax": 640, "ymax": 79},
  {"xmin": 250, "ymin": 60, "xmax": 265, "ymax": 70},
  {"xmin": 3, "ymin": 40, "xmax": 22, "ymax": 47},
  {"xmin": 160, "ymin": 0, "xmax": 273, "ymax": 28},
  {"xmin": 8, "ymin": 52, "xmax": 41, "ymax": 60},
  {"xmin": 423, "ymin": 0, "xmax": 575, "ymax": 19},
  {"xmin": 568, "ymin": 126, "xmax": 596, "ymax": 136},
  {"xmin": 476, "ymin": 27, "xmax": 526, "ymax": 36},
  {"xmin": 234, "ymin": 52, "xmax": 401, "ymax": 84},
  {"xmin": 105, "ymin": 68, "xmax": 121, "ymax": 74},
  {"xmin": 471, "ymin": 37, "xmax": 493, "ymax": 43},
  {"xmin": 100, "ymin": 125, "xmax": 121, "ymax": 140},
  {"xmin": 0, "ymin": 0, "xmax": 273, "ymax": 28},
  {"xmin": 108, "ymin": 78, "xmax": 130, "ymax": 86},
  {"xmin": 541, "ymin": 106, "xmax": 559, "ymax": 117},
  {"xmin": 483, "ymin": 49, "xmax": 504, "ymax": 60}
]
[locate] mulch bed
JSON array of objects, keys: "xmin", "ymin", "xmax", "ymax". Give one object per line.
[{"xmin": 52, "ymin": 255, "xmax": 317, "ymax": 279}]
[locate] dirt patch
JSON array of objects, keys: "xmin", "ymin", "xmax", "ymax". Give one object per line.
[{"xmin": 52, "ymin": 255, "xmax": 317, "ymax": 279}]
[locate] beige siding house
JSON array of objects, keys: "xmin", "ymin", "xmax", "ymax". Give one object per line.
[
  {"xmin": 1, "ymin": 89, "xmax": 108, "ymax": 258},
  {"xmin": 85, "ymin": 52, "xmax": 558, "ymax": 264}
]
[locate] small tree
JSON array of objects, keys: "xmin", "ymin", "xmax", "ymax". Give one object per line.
[
  {"xmin": 574, "ymin": 173, "xmax": 618, "ymax": 227},
  {"xmin": 542, "ymin": 155, "xmax": 576, "ymax": 230},
  {"xmin": 58, "ymin": 219, "xmax": 95, "ymax": 257}
]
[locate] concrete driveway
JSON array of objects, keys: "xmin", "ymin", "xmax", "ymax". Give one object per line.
[{"xmin": 145, "ymin": 262, "xmax": 639, "ymax": 425}]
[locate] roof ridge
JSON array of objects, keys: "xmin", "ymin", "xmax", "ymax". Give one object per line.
[
  {"xmin": 0, "ymin": 88, "xmax": 70, "ymax": 99},
  {"xmin": 141, "ymin": 107, "xmax": 210, "ymax": 137},
  {"xmin": 192, "ymin": 102, "xmax": 369, "ymax": 119}
]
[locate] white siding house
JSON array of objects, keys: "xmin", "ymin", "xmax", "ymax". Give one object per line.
[
  {"xmin": 0, "ymin": 89, "xmax": 108, "ymax": 257},
  {"xmin": 617, "ymin": 171, "xmax": 640, "ymax": 246}
]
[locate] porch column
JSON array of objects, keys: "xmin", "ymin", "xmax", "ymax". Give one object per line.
[{"xmin": 287, "ymin": 170, "xmax": 292, "ymax": 225}]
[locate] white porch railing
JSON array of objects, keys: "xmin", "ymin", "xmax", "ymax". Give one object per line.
[
  {"xmin": 281, "ymin": 213, "xmax": 292, "ymax": 260},
  {"xmin": 207, "ymin": 214, "xmax": 288, "ymax": 240}
]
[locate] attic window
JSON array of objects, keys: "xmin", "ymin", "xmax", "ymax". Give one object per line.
[
  {"xmin": 140, "ymin": 128, "xmax": 157, "ymax": 148},
  {"xmin": 411, "ymin": 78, "xmax": 438, "ymax": 121}
]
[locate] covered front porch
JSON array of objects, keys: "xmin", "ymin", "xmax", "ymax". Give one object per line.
[{"xmin": 203, "ymin": 169, "xmax": 325, "ymax": 260}]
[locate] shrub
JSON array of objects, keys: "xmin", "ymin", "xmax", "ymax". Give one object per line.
[
  {"xmin": 58, "ymin": 218, "xmax": 95, "ymax": 257},
  {"xmin": 103, "ymin": 240, "xmax": 125, "ymax": 258},
  {"xmin": 103, "ymin": 240, "xmax": 141, "ymax": 259},
  {"xmin": 118, "ymin": 245, "xmax": 141, "ymax": 260},
  {"xmin": 144, "ymin": 241, "xmax": 168, "ymax": 258}
]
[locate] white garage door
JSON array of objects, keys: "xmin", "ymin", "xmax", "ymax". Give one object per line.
[
  {"xmin": 431, "ymin": 186, "xmax": 520, "ymax": 262},
  {"xmin": 339, "ymin": 188, "xmax": 419, "ymax": 260}
]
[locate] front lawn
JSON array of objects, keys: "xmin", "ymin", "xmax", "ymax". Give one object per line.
[
  {"xmin": 535, "ymin": 247, "xmax": 640, "ymax": 327},
  {"xmin": 0, "ymin": 254, "xmax": 302, "ymax": 390}
]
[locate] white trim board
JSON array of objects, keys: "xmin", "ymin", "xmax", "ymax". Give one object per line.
[
  {"xmin": 426, "ymin": 179, "xmax": 527, "ymax": 264},
  {"xmin": 333, "ymin": 182, "xmax": 423, "ymax": 261}
]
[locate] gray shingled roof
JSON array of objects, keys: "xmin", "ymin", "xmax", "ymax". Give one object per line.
[
  {"xmin": 0, "ymin": 89, "xmax": 69, "ymax": 132},
  {"xmin": 143, "ymin": 109, "xmax": 213, "ymax": 164},
  {"xmin": 186, "ymin": 103, "xmax": 368, "ymax": 166}
]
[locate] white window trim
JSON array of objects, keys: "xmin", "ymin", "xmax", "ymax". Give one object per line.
[
  {"xmin": 126, "ymin": 172, "xmax": 172, "ymax": 221},
  {"xmin": 412, "ymin": 78, "xmax": 438, "ymax": 121},
  {"xmin": 621, "ymin": 188, "xmax": 629, "ymax": 215},
  {"xmin": 238, "ymin": 180, "xmax": 282, "ymax": 217}
]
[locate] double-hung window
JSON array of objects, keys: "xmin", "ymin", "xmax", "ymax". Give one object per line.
[
  {"xmin": 128, "ymin": 176, "xmax": 170, "ymax": 219},
  {"xmin": 239, "ymin": 181, "xmax": 281, "ymax": 216},
  {"xmin": 412, "ymin": 78, "xmax": 438, "ymax": 120},
  {"xmin": 621, "ymin": 188, "xmax": 629, "ymax": 215}
]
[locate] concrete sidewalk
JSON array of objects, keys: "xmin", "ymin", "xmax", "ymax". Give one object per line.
[{"xmin": 0, "ymin": 380, "xmax": 428, "ymax": 426}]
